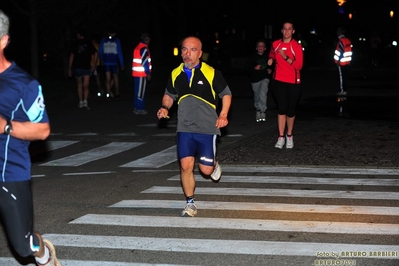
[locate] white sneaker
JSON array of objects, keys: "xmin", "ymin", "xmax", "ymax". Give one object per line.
[
  {"xmin": 181, "ymin": 203, "xmax": 197, "ymax": 217},
  {"xmin": 260, "ymin": 112, "xmax": 266, "ymax": 122},
  {"xmin": 210, "ymin": 162, "xmax": 222, "ymax": 181},
  {"xmin": 78, "ymin": 101, "xmax": 83, "ymax": 108},
  {"xmin": 256, "ymin": 111, "xmax": 261, "ymax": 122},
  {"xmin": 274, "ymin": 136, "xmax": 285, "ymax": 149},
  {"xmin": 41, "ymin": 239, "xmax": 62, "ymax": 266},
  {"xmin": 286, "ymin": 135, "xmax": 294, "ymax": 149},
  {"xmin": 82, "ymin": 100, "xmax": 90, "ymax": 110}
]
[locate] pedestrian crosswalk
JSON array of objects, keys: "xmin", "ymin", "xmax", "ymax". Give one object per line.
[
  {"xmin": 4, "ymin": 140, "xmax": 399, "ymax": 265},
  {"xmin": 3, "ymin": 165, "xmax": 397, "ymax": 265}
]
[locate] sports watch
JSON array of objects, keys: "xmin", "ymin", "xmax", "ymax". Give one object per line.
[{"xmin": 4, "ymin": 121, "xmax": 12, "ymax": 135}]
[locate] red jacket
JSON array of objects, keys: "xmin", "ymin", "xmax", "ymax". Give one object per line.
[
  {"xmin": 334, "ymin": 36, "xmax": 352, "ymax": 66},
  {"xmin": 268, "ymin": 39, "xmax": 303, "ymax": 84},
  {"xmin": 132, "ymin": 42, "xmax": 152, "ymax": 77}
]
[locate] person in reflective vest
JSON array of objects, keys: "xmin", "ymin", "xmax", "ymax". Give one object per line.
[
  {"xmin": 334, "ymin": 27, "xmax": 352, "ymax": 96},
  {"xmin": 132, "ymin": 33, "xmax": 152, "ymax": 114}
]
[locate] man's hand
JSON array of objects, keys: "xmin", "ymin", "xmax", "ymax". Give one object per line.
[
  {"xmin": 215, "ymin": 115, "xmax": 228, "ymax": 129},
  {"xmin": 157, "ymin": 107, "xmax": 169, "ymax": 119}
]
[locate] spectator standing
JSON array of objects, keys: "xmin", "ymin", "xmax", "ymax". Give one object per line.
[
  {"xmin": 132, "ymin": 33, "xmax": 152, "ymax": 115},
  {"xmin": 156, "ymin": 36, "xmax": 232, "ymax": 217},
  {"xmin": 98, "ymin": 27, "xmax": 124, "ymax": 99},
  {"xmin": 0, "ymin": 9, "xmax": 61, "ymax": 266},
  {"xmin": 334, "ymin": 27, "xmax": 352, "ymax": 96},
  {"xmin": 68, "ymin": 29, "xmax": 97, "ymax": 109},
  {"xmin": 268, "ymin": 20, "xmax": 303, "ymax": 149},
  {"xmin": 247, "ymin": 39, "xmax": 272, "ymax": 122}
]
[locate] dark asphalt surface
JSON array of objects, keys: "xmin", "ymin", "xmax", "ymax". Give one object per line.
[
  {"xmin": 217, "ymin": 65, "xmax": 399, "ymax": 168},
  {"xmin": 42, "ymin": 61, "xmax": 399, "ymax": 169}
]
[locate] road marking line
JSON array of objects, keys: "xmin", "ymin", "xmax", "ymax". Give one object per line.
[
  {"xmin": 221, "ymin": 166, "xmax": 399, "ymax": 175},
  {"xmin": 0, "ymin": 258, "xmax": 188, "ymax": 266},
  {"xmin": 67, "ymin": 132, "xmax": 98, "ymax": 136},
  {"xmin": 108, "ymin": 132, "xmax": 137, "ymax": 136},
  {"xmin": 63, "ymin": 171, "xmax": 115, "ymax": 176},
  {"xmin": 71, "ymin": 214, "xmax": 399, "ymax": 235},
  {"xmin": 110, "ymin": 199, "xmax": 399, "ymax": 216},
  {"xmin": 46, "ymin": 140, "xmax": 79, "ymax": 151},
  {"xmin": 142, "ymin": 186, "xmax": 399, "ymax": 200},
  {"xmin": 168, "ymin": 175, "xmax": 399, "ymax": 186},
  {"xmin": 42, "ymin": 234, "xmax": 399, "ymax": 258},
  {"xmin": 40, "ymin": 142, "xmax": 143, "ymax": 166},
  {"xmin": 119, "ymin": 145, "xmax": 177, "ymax": 168}
]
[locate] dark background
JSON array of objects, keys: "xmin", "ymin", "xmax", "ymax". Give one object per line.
[{"xmin": 2, "ymin": 0, "xmax": 399, "ymax": 79}]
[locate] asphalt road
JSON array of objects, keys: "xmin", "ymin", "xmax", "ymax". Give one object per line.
[{"xmin": 0, "ymin": 63, "xmax": 398, "ymax": 265}]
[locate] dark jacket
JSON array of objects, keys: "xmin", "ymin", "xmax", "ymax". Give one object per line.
[{"xmin": 247, "ymin": 52, "xmax": 272, "ymax": 83}]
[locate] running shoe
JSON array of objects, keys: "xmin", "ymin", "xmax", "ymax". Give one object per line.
[
  {"xmin": 41, "ymin": 239, "xmax": 62, "ymax": 266},
  {"xmin": 274, "ymin": 136, "xmax": 285, "ymax": 149},
  {"xmin": 210, "ymin": 162, "xmax": 222, "ymax": 181},
  {"xmin": 286, "ymin": 135, "xmax": 294, "ymax": 149},
  {"xmin": 181, "ymin": 203, "xmax": 197, "ymax": 217}
]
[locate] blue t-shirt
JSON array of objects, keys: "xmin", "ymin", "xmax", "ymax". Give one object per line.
[
  {"xmin": 0, "ymin": 62, "xmax": 49, "ymax": 182},
  {"xmin": 98, "ymin": 37, "xmax": 124, "ymax": 66}
]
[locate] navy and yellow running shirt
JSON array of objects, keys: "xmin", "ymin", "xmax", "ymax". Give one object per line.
[
  {"xmin": 165, "ymin": 61, "xmax": 232, "ymax": 135},
  {"xmin": 0, "ymin": 62, "xmax": 49, "ymax": 182}
]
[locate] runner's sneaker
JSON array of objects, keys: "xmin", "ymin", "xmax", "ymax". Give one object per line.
[
  {"xmin": 181, "ymin": 203, "xmax": 197, "ymax": 217},
  {"xmin": 274, "ymin": 136, "xmax": 285, "ymax": 149},
  {"xmin": 41, "ymin": 239, "xmax": 62, "ymax": 266},
  {"xmin": 210, "ymin": 162, "xmax": 222, "ymax": 181},
  {"xmin": 256, "ymin": 111, "xmax": 261, "ymax": 122},
  {"xmin": 286, "ymin": 135, "xmax": 294, "ymax": 149},
  {"xmin": 133, "ymin": 109, "xmax": 148, "ymax": 115},
  {"xmin": 260, "ymin": 112, "xmax": 266, "ymax": 122},
  {"xmin": 78, "ymin": 101, "xmax": 84, "ymax": 108},
  {"xmin": 82, "ymin": 100, "xmax": 90, "ymax": 110}
]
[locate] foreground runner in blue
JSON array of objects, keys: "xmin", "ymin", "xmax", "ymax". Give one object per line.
[
  {"xmin": 157, "ymin": 36, "xmax": 232, "ymax": 217},
  {"xmin": 0, "ymin": 10, "xmax": 61, "ymax": 266}
]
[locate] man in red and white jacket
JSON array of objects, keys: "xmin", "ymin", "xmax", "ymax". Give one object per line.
[
  {"xmin": 132, "ymin": 33, "xmax": 152, "ymax": 115},
  {"xmin": 334, "ymin": 27, "xmax": 352, "ymax": 96}
]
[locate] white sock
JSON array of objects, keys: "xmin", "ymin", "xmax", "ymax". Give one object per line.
[{"xmin": 35, "ymin": 245, "xmax": 50, "ymax": 265}]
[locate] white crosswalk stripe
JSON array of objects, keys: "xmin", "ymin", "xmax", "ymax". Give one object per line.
[
  {"xmin": 0, "ymin": 258, "xmax": 187, "ymax": 266},
  {"xmin": 168, "ymin": 174, "xmax": 399, "ymax": 186},
  {"xmin": 71, "ymin": 214, "xmax": 399, "ymax": 235},
  {"xmin": 110, "ymin": 199, "xmax": 399, "ymax": 216},
  {"xmin": 40, "ymin": 141, "xmax": 144, "ymax": 167},
  {"xmin": 38, "ymin": 140, "xmax": 177, "ymax": 168},
  {"xmin": 119, "ymin": 145, "xmax": 177, "ymax": 168},
  {"xmin": 142, "ymin": 186, "xmax": 399, "ymax": 200},
  {"xmin": 40, "ymin": 234, "xmax": 399, "ymax": 257}
]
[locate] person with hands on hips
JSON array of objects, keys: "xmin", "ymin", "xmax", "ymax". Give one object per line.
[
  {"xmin": 267, "ymin": 20, "xmax": 303, "ymax": 149},
  {"xmin": 157, "ymin": 36, "xmax": 232, "ymax": 217}
]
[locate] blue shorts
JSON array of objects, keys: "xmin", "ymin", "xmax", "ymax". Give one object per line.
[
  {"xmin": 104, "ymin": 65, "xmax": 119, "ymax": 74},
  {"xmin": 74, "ymin": 68, "xmax": 91, "ymax": 77},
  {"xmin": 177, "ymin": 132, "xmax": 217, "ymax": 166}
]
